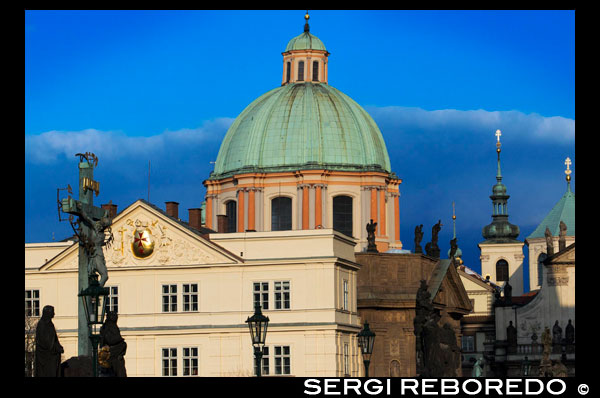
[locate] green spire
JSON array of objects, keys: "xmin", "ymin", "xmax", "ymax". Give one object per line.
[{"xmin": 482, "ymin": 129, "xmax": 521, "ymax": 243}]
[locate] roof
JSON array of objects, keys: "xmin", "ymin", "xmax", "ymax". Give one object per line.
[
  {"xmin": 527, "ymin": 184, "xmax": 575, "ymax": 239},
  {"xmin": 285, "ymin": 31, "xmax": 326, "ymax": 52},
  {"xmin": 211, "ymin": 83, "xmax": 391, "ymax": 179}
]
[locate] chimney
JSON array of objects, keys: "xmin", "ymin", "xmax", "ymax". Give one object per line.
[
  {"xmin": 101, "ymin": 201, "xmax": 118, "ymax": 219},
  {"xmin": 188, "ymin": 208, "xmax": 203, "ymax": 231},
  {"xmin": 217, "ymin": 214, "xmax": 228, "ymax": 233},
  {"xmin": 165, "ymin": 201, "xmax": 179, "ymax": 220}
]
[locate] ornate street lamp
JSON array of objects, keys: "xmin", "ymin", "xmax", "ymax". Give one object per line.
[
  {"xmin": 246, "ymin": 303, "xmax": 269, "ymax": 377},
  {"xmin": 357, "ymin": 321, "xmax": 376, "ymax": 377},
  {"xmin": 521, "ymin": 356, "xmax": 530, "ymax": 377},
  {"xmin": 78, "ymin": 273, "xmax": 109, "ymax": 377}
]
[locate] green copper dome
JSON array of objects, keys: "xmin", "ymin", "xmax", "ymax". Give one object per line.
[
  {"xmin": 285, "ymin": 31, "xmax": 327, "ymax": 52},
  {"xmin": 527, "ymin": 183, "xmax": 575, "ymax": 239},
  {"xmin": 211, "ymin": 83, "xmax": 391, "ymax": 179}
]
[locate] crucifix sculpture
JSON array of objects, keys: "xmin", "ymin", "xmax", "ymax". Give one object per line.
[{"xmin": 58, "ymin": 152, "xmax": 113, "ymax": 356}]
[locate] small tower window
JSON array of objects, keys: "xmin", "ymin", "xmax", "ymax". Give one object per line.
[
  {"xmin": 333, "ymin": 195, "xmax": 353, "ymax": 238},
  {"xmin": 225, "ymin": 200, "xmax": 237, "ymax": 233},
  {"xmin": 286, "ymin": 61, "xmax": 291, "ymax": 83},
  {"xmin": 496, "ymin": 259, "xmax": 509, "ymax": 282},
  {"xmin": 537, "ymin": 253, "xmax": 547, "ymax": 286},
  {"xmin": 272, "ymin": 197, "xmax": 292, "ymax": 231},
  {"xmin": 312, "ymin": 61, "xmax": 319, "ymax": 81},
  {"xmin": 297, "ymin": 61, "xmax": 304, "ymax": 81}
]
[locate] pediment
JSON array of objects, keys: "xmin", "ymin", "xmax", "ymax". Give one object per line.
[
  {"xmin": 431, "ymin": 260, "xmax": 473, "ymax": 314},
  {"xmin": 43, "ymin": 200, "xmax": 242, "ymax": 271}
]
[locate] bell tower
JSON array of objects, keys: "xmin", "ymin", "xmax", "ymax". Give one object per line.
[{"xmin": 479, "ymin": 130, "xmax": 525, "ymax": 296}]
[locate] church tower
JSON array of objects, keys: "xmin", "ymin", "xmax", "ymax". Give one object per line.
[
  {"xmin": 204, "ymin": 14, "xmax": 403, "ymax": 252},
  {"xmin": 478, "ymin": 130, "xmax": 525, "ymax": 296}
]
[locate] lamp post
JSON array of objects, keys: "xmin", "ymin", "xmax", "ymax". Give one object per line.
[
  {"xmin": 246, "ymin": 303, "xmax": 269, "ymax": 377},
  {"xmin": 357, "ymin": 321, "xmax": 376, "ymax": 377},
  {"xmin": 78, "ymin": 273, "xmax": 109, "ymax": 377},
  {"xmin": 522, "ymin": 356, "xmax": 530, "ymax": 377}
]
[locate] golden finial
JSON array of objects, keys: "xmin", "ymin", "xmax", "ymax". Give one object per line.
[
  {"xmin": 564, "ymin": 157, "xmax": 572, "ymax": 182},
  {"xmin": 304, "ymin": 10, "xmax": 310, "ymax": 32},
  {"xmin": 452, "ymin": 201, "xmax": 456, "ymax": 221}
]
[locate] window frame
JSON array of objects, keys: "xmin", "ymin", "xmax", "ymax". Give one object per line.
[
  {"xmin": 253, "ymin": 281, "xmax": 269, "ymax": 311},
  {"xmin": 25, "ymin": 289, "xmax": 40, "ymax": 317},
  {"xmin": 182, "ymin": 283, "xmax": 199, "ymax": 312},
  {"xmin": 274, "ymin": 281, "xmax": 291, "ymax": 310},
  {"xmin": 333, "ymin": 195, "xmax": 353, "ymax": 238},
  {"xmin": 271, "ymin": 196, "xmax": 292, "ymax": 231},
  {"xmin": 343, "ymin": 279, "xmax": 349, "ymax": 311},
  {"xmin": 162, "ymin": 284, "xmax": 178, "ymax": 313},
  {"xmin": 297, "ymin": 61, "xmax": 304, "ymax": 81},
  {"xmin": 182, "ymin": 347, "xmax": 199, "ymax": 376},
  {"xmin": 461, "ymin": 335, "xmax": 475, "ymax": 353},
  {"xmin": 496, "ymin": 259, "xmax": 509, "ymax": 282},
  {"xmin": 312, "ymin": 60, "xmax": 319, "ymax": 81},
  {"xmin": 162, "ymin": 347, "xmax": 178, "ymax": 377},
  {"xmin": 274, "ymin": 345, "xmax": 291, "ymax": 375}
]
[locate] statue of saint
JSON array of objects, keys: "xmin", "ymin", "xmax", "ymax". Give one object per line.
[
  {"xmin": 558, "ymin": 221, "xmax": 567, "ymax": 251},
  {"xmin": 99, "ymin": 311, "xmax": 127, "ymax": 377},
  {"xmin": 542, "ymin": 326, "xmax": 552, "ymax": 357},
  {"xmin": 545, "ymin": 227, "xmax": 554, "ymax": 256},
  {"xmin": 506, "ymin": 321, "xmax": 517, "ymax": 348},
  {"xmin": 471, "ymin": 357, "xmax": 483, "ymax": 377},
  {"xmin": 449, "ymin": 238, "xmax": 457, "ymax": 259},
  {"xmin": 565, "ymin": 319, "xmax": 575, "ymax": 344},
  {"xmin": 366, "ymin": 219, "xmax": 378, "ymax": 253},
  {"xmin": 414, "ymin": 224, "xmax": 424, "ymax": 254},
  {"xmin": 431, "ymin": 220, "xmax": 442, "ymax": 245},
  {"xmin": 503, "ymin": 281, "xmax": 512, "ymax": 305},
  {"xmin": 35, "ymin": 305, "xmax": 64, "ymax": 377},
  {"xmin": 553, "ymin": 320, "xmax": 563, "ymax": 345},
  {"xmin": 76, "ymin": 201, "xmax": 112, "ymax": 287}
]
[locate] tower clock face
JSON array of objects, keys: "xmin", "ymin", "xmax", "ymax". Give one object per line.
[{"xmin": 131, "ymin": 228, "xmax": 155, "ymax": 258}]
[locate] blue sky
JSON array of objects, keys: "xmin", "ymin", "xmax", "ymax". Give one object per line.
[{"xmin": 25, "ymin": 10, "xmax": 574, "ymax": 290}]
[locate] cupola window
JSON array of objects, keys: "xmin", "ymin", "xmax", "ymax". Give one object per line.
[
  {"xmin": 225, "ymin": 200, "xmax": 237, "ymax": 233},
  {"xmin": 333, "ymin": 195, "xmax": 353, "ymax": 238},
  {"xmin": 297, "ymin": 61, "xmax": 304, "ymax": 81},
  {"xmin": 272, "ymin": 197, "xmax": 292, "ymax": 231},
  {"xmin": 286, "ymin": 61, "xmax": 291, "ymax": 83},
  {"xmin": 312, "ymin": 61, "xmax": 319, "ymax": 81}
]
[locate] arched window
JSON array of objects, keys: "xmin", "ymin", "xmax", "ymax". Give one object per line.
[
  {"xmin": 286, "ymin": 61, "xmax": 291, "ymax": 83},
  {"xmin": 537, "ymin": 253, "xmax": 547, "ymax": 286},
  {"xmin": 225, "ymin": 201, "xmax": 237, "ymax": 233},
  {"xmin": 297, "ymin": 61, "xmax": 304, "ymax": 81},
  {"xmin": 272, "ymin": 197, "xmax": 292, "ymax": 231},
  {"xmin": 312, "ymin": 61, "xmax": 319, "ymax": 81},
  {"xmin": 333, "ymin": 195, "xmax": 353, "ymax": 238},
  {"xmin": 496, "ymin": 259, "xmax": 509, "ymax": 282}
]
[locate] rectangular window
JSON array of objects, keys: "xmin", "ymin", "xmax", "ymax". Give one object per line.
[
  {"xmin": 286, "ymin": 61, "xmax": 291, "ymax": 83},
  {"xmin": 104, "ymin": 286, "xmax": 119, "ymax": 314},
  {"xmin": 253, "ymin": 282, "xmax": 269, "ymax": 310},
  {"xmin": 254, "ymin": 346, "xmax": 270, "ymax": 376},
  {"xmin": 274, "ymin": 281, "xmax": 290, "ymax": 310},
  {"xmin": 343, "ymin": 279, "xmax": 349, "ymax": 311},
  {"xmin": 344, "ymin": 343, "xmax": 350, "ymax": 376},
  {"xmin": 312, "ymin": 60, "xmax": 319, "ymax": 81},
  {"xmin": 183, "ymin": 347, "xmax": 199, "ymax": 376},
  {"xmin": 274, "ymin": 345, "xmax": 291, "ymax": 375},
  {"xmin": 183, "ymin": 284, "xmax": 198, "ymax": 312},
  {"xmin": 162, "ymin": 348, "xmax": 178, "ymax": 376},
  {"xmin": 297, "ymin": 61, "xmax": 304, "ymax": 81},
  {"xmin": 25, "ymin": 289, "xmax": 40, "ymax": 317},
  {"xmin": 162, "ymin": 284, "xmax": 177, "ymax": 312},
  {"xmin": 461, "ymin": 335, "xmax": 475, "ymax": 352}
]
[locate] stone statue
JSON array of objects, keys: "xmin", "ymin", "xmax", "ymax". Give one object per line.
[
  {"xmin": 366, "ymin": 219, "xmax": 378, "ymax": 253},
  {"xmin": 425, "ymin": 220, "xmax": 442, "ymax": 258},
  {"xmin": 506, "ymin": 321, "xmax": 517, "ymax": 350},
  {"xmin": 414, "ymin": 280, "xmax": 433, "ymax": 375},
  {"xmin": 541, "ymin": 326, "xmax": 552, "ymax": 356},
  {"xmin": 565, "ymin": 319, "xmax": 574, "ymax": 344},
  {"xmin": 545, "ymin": 227, "xmax": 554, "ymax": 256},
  {"xmin": 414, "ymin": 224, "xmax": 424, "ymax": 254},
  {"xmin": 449, "ymin": 237, "xmax": 457, "ymax": 259},
  {"xmin": 35, "ymin": 305, "xmax": 64, "ymax": 377},
  {"xmin": 76, "ymin": 201, "xmax": 112, "ymax": 287},
  {"xmin": 553, "ymin": 320, "xmax": 563, "ymax": 345},
  {"xmin": 503, "ymin": 281, "xmax": 512, "ymax": 305},
  {"xmin": 551, "ymin": 360, "xmax": 568, "ymax": 377},
  {"xmin": 99, "ymin": 311, "xmax": 127, "ymax": 377},
  {"xmin": 559, "ymin": 221, "xmax": 567, "ymax": 251},
  {"xmin": 471, "ymin": 357, "xmax": 483, "ymax": 377}
]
